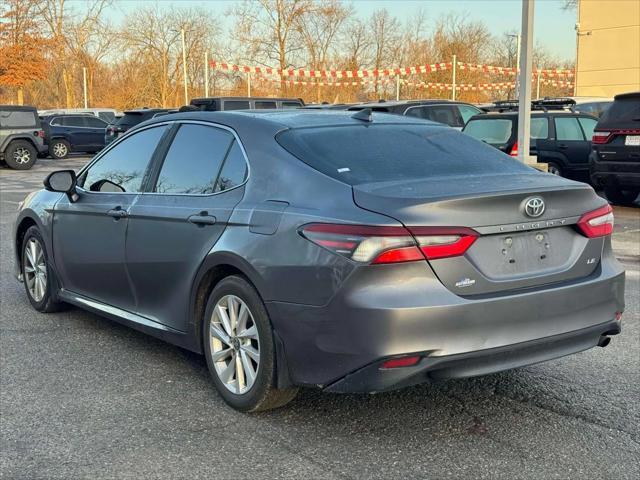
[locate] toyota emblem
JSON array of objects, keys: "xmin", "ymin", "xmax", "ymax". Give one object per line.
[{"xmin": 524, "ymin": 197, "xmax": 545, "ymax": 218}]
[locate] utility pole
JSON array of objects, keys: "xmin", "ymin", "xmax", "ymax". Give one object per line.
[
  {"xmin": 517, "ymin": 0, "xmax": 535, "ymax": 164},
  {"xmin": 507, "ymin": 33, "xmax": 521, "ymax": 97},
  {"xmin": 82, "ymin": 67, "xmax": 88, "ymax": 108},
  {"xmin": 181, "ymin": 28, "xmax": 188, "ymax": 105},
  {"xmin": 451, "ymin": 54, "xmax": 457, "ymax": 100},
  {"xmin": 247, "ymin": 72, "xmax": 251, "ymax": 97},
  {"xmin": 204, "ymin": 51, "xmax": 209, "ymax": 97},
  {"xmin": 396, "ymin": 75, "xmax": 400, "ymax": 101}
]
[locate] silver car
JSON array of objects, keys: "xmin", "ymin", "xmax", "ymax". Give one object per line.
[{"xmin": 13, "ymin": 110, "xmax": 625, "ymax": 412}]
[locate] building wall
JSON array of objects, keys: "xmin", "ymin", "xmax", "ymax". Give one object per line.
[{"xmin": 576, "ymin": 0, "xmax": 640, "ymax": 97}]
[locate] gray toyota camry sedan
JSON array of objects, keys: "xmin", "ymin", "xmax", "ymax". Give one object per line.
[{"xmin": 13, "ymin": 110, "xmax": 625, "ymax": 412}]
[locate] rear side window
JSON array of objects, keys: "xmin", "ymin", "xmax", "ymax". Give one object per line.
[
  {"xmin": 277, "ymin": 124, "xmax": 529, "ymax": 186},
  {"xmin": 155, "ymin": 124, "xmax": 234, "ymax": 194},
  {"xmin": 578, "ymin": 117, "xmax": 597, "ymax": 138},
  {"xmin": 61, "ymin": 117, "xmax": 86, "ymax": 127},
  {"xmin": 215, "ymin": 141, "xmax": 248, "ymax": 192},
  {"xmin": 282, "ymin": 101, "xmax": 302, "ymax": 109},
  {"xmin": 116, "ymin": 113, "xmax": 143, "ymax": 127},
  {"xmin": 0, "ymin": 110, "xmax": 37, "ymax": 128},
  {"xmin": 463, "ymin": 118, "xmax": 513, "ymax": 144},
  {"xmin": 458, "ymin": 104, "xmax": 482, "ymax": 123},
  {"xmin": 255, "ymin": 101, "xmax": 276, "ymax": 109},
  {"xmin": 419, "ymin": 106, "xmax": 460, "ymax": 127},
  {"xmin": 555, "ymin": 117, "xmax": 584, "ymax": 141},
  {"xmin": 223, "ymin": 101, "xmax": 250, "ymax": 111},
  {"xmin": 80, "ymin": 125, "xmax": 168, "ymax": 193}
]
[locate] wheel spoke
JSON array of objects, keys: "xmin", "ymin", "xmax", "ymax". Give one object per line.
[
  {"xmin": 216, "ymin": 304, "xmax": 233, "ymax": 336},
  {"xmin": 25, "ymin": 245, "xmax": 35, "ymax": 268},
  {"xmin": 240, "ymin": 344, "xmax": 260, "ymax": 362},
  {"xmin": 218, "ymin": 354, "xmax": 236, "ymax": 383},
  {"xmin": 24, "ymin": 265, "xmax": 35, "ymax": 274},
  {"xmin": 236, "ymin": 303, "xmax": 249, "ymax": 334},
  {"xmin": 210, "ymin": 347, "xmax": 233, "ymax": 362},
  {"xmin": 237, "ymin": 324, "xmax": 257, "ymax": 340},
  {"xmin": 210, "ymin": 323, "xmax": 231, "ymax": 346},
  {"xmin": 235, "ymin": 351, "xmax": 245, "ymax": 392},
  {"xmin": 228, "ymin": 296, "xmax": 239, "ymax": 332},
  {"xmin": 240, "ymin": 350, "xmax": 256, "ymax": 386}
]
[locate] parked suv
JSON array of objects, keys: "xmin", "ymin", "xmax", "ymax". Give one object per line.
[
  {"xmin": 348, "ymin": 100, "xmax": 482, "ymax": 129},
  {"xmin": 0, "ymin": 105, "xmax": 46, "ymax": 170},
  {"xmin": 590, "ymin": 91, "xmax": 640, "ymax": 205},
  {"xmin": 41, "ymin": 114, "xmax": 109, "ymax": 159},
  {"xmin": 105, "ymin": 109, "xmax": 175, "ymax": 146},
  {"xmin": 463, "ymin": 111, "xmax": 598, "ymax": 182},
  {"xmin": 189, "ymin": 97, "xmax": 305, "ymax": 111}
]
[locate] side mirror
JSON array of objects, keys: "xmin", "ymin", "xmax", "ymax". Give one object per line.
[{"xmin": 44, "ymin": 170, "xmax": 79, "ymax": 202}]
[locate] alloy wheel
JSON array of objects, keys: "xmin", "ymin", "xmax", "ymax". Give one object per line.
[
  {"xmin": 209, "ymin": 294, "xmax": 260, "ymax": 395},
  {"xmin": 24, "ymin": 238, "xmax": 47, "ymax": 302},
  {"xmin": 13, "ymin": 147, "xmax": 32, "ymax": 165},
  {"xmin": 53, "ymin": 143, "xmax": 68, "ymax": 158}
]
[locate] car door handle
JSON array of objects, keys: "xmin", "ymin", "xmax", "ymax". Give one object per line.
[
  {"xmin": 188, "ymin": 214, "xmax": 216, "ymax": 226},
  {"xmin": 558, "ymin": 144, "xmax": 569, "ymax": 149},
  {"xmin": 107, "ymin": 207, "xmax": 128, "ymax": 219}
]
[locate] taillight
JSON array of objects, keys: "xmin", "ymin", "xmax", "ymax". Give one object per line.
[
  {"xmin": 592, "ymin": 131, "xmax": 612, "ymax": 144},
  {"xmin": 300, "ymin": 224, "xmax": 478, "ymax": 264},
  {"xmin": 300, "ymin": 224, "xmax": 422, "ymax": 264},
  {"xmin": 509, "ymin": 141, "xmax": 518, "ymax": 157},
  {"xmin": 410, "ymin": 227, "xmax": 479, "ymax": 260},
  {"xmin": 380, "ymin": 355, "xmax": 421, "ymax": 369},
  {"xmin": 577, "ymin": 204, "xmax": 614, "ymax": 238},
  {"xmin": 34, "ymin": 130, "xmax": 45, "ymax": 138}
]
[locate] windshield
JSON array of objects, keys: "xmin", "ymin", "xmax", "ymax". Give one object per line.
[{"xmin": 276, "ymin": 124, "xmax": 529, "ymax": 186}]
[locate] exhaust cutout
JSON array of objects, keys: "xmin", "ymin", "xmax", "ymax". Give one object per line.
[{"xmin": 597, "ymin": 336, "xmax": 611, "ymax": 348}]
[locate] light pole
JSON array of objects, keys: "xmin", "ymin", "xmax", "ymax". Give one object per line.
[
  {"xmin": 181, "ymin": 28, "xmax": 189, "ymax": 105},
  {"xmin": 507, "ymin": 33, "xmax": 521, "ymax": 98},
  {"xmin": 516, "ymin": 0, "xmax": 534, "ymax": 164}
]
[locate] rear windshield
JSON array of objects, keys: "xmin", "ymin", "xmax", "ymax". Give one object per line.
[
  {"xmin": 0, "ymin": 110, "xmax": 37, "ymax": 128},
  {"xmin": 276, "ymin": 124, "xmax": 529, "ymax": 186},
  {"xmin": 463, "ymin": 118, "xmax": 513, "ymax": 144},
  {"xmin": 598, "ymin": 96, "xmax": 640, "ymax": 128}
]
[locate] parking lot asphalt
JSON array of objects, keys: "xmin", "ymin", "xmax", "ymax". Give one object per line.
[{"xmin": 1, "ymin": 157, "xmax": 639, "ymax": 479}]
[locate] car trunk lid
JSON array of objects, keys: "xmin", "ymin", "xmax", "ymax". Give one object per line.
[{"xmin": 353, "ymin": 173, "xmax": 606, "ymax": 295}]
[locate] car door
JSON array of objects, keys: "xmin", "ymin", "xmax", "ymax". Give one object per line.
[
  {"xmin": 60, "ymin": 116, "xmax": 87, "ymax": 150},
  {"xmin": 52, "ymin": 124, "xmax": 169, "ymax": 310},
  {"xmin": 125, "ymin": 122, "xmax": 248, "ymax": 330},
  {"xmin": 552, "ymin": 116, "xmax": 592, "ymax": 171},
  {"xmin": 83, "ymin": 116, "xmax": 108, "ymax": 150}
]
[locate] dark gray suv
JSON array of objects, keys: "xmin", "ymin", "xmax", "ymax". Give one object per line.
[
  {"xmin": 1, "ymin": 105, "xmax": 47, "ymax": 169},
  {"xmin": 14, "ymin": 110, "xmax": 625, "ymax": 411}
]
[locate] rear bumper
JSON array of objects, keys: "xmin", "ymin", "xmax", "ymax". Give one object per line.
[
  {"xmin": 325, "ymin": 320, "xmax": 621, "ymax": 393},
  {"xmin": 590, "ymin": 152, "xmax": 640, "ymax": 188},
  {"xmin": 267, "ymin": 248, "xmax": 625, "ymax": 390}
]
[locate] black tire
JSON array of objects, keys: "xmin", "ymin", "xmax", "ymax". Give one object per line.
[
  {"xmin": 604, "ymin": 187, "xmax": 639, "ymax": 206},
  {"xmin": 21, "ymin": 226, "xmax": 65, "ymax": 313},
  {"xmin": 49, "ymin": 139, "xmax": 70, "ymax": 159},
  {"xmin": 547, "ymin": 162, "xmax": 563, "ymax": 177},
  {"xmin": 4, "ymin": 140, "xmax": 37, "ymax": 170},
  {"xmin": 203, "ymin": 275, "xmax": 298, "ymax": 412}
]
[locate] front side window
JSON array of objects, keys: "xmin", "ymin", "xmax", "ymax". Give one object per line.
[
  {"xmin": 86, "ymin": 117, "xmax": 108, "ymax": 128},
  {"xmin": 154, "ymin": 124, "xmax": 234, "ymax": 194},
  {"xmin": 61, "ymin": 116, "xmax": 86, "ymax": 127},
  {"xmin": 79, "ymin": 125, "xmax": 167, "ymax": 193},
  {"xmin": 555, "ymin": 117, "xmax": 584, "ymax": 141},
  {"xmin": 530, "ymin": 117, "xmax": 549, "ymax": 139}
]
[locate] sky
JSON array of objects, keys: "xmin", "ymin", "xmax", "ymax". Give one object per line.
[{"xmin": 104, "ymin": 0, "xmax": 578, "ymax": 62}]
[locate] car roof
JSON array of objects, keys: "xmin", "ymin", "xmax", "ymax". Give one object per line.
[
  {"xmin": 350, "ymin": 99, "xmax": 472, "ymax": 109},
  {"xmin": 469, "ymin": 110, "xmax": 594, "ymax": 119},
  {"xmin": 1, "ymin": 105, "xmax": 37, "ymax": 112},
  {"xmin": 123, "ymin": 108, "xmax": 173, "ymax": 114},
  {"xmin": 191, "ymin": 96, "xmax": 303, "ymax": 103},
  {"xmin": 613, "ymin": 91, "xmax": 640, "ymax": 100},
  {"xmin": 141, "ymin": 109, "xmax": 444, "ymax": 131}
]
